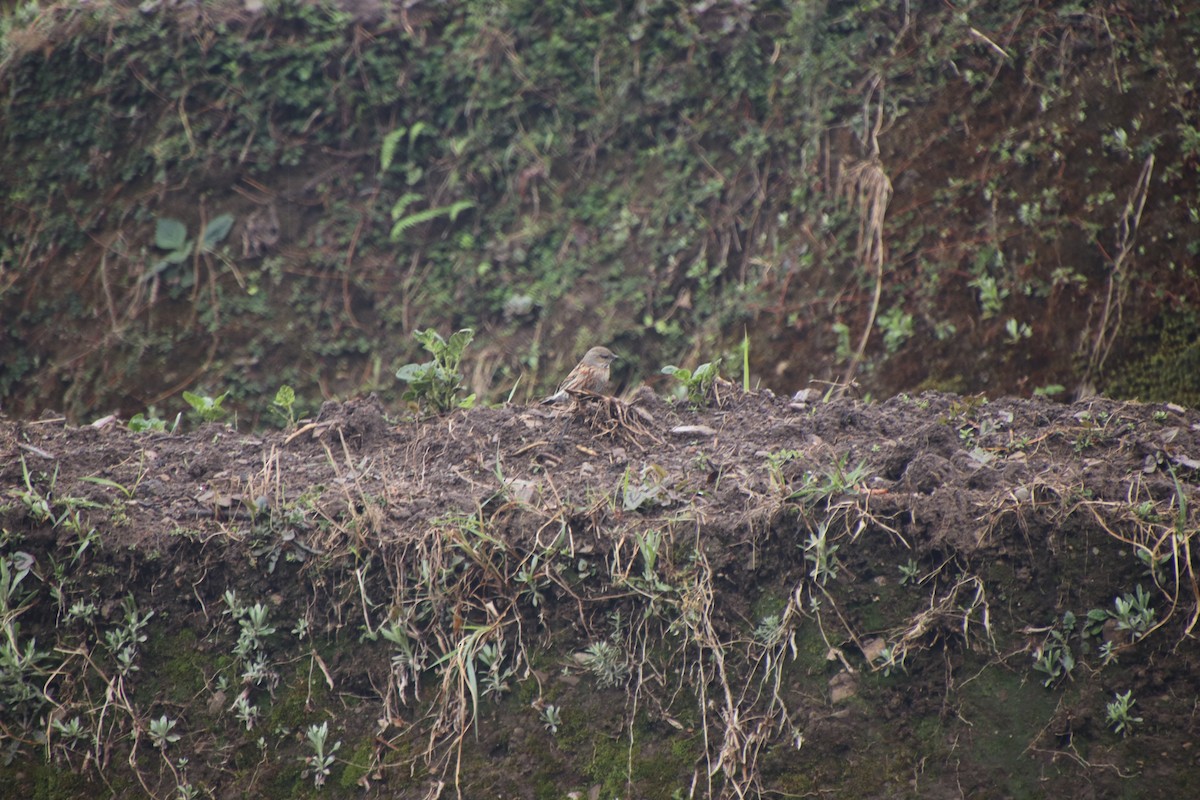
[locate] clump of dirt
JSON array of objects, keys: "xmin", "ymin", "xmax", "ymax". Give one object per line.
[{"xmin": 2, "ymin": 390, "xmax": 1198, "ymax": 798}]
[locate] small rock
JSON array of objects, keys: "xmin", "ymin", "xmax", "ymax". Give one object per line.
[
  {"xmin": 671, "ymin": 425, "xmax": 717, "ymax": 437},
  {"xmin": 860, "ymin": 637, "xmax": 888, "ymax": 664},
  {"xmin": 1101, "ymin": 617, "xmax": 1131, "ymax": 648},
  {"xmin": 829, "ymin": 671, "xmax": 857, "ymax": 704}
]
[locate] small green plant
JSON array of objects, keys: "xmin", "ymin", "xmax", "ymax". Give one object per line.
[
  {"xmin": 128, "ymin": 410, "xmax": 172, "ymax": 432},
  {"xmin": 1004, "ymin": 318, "xmax": 1032, "ymax": 344},
  {"xmin": 379, "ymin": 125, "xmax": 475, "ymax": 240},
  {"xmin": 1105, "ymin": 690, "xmax": 1142, "ymax": 737},
  {"xmin": 387, "ymin": 192, "xmax": 474, "ymax": 242},
  {"xmin": 378, "ymin": 616, "xmax": 424, "ymax": 703},
  {"xmin": 514, "ymin": 553, "xmax": 548, "ymax": 607},
  {"xmin": 539, "ymin": 703, "xmax": 562, "ymax": 735},
  {"xmin": 231, "ymin": 692, "xmax": 260, "ymax": 731},
  {"xmin": 1112, "ymin": 586, "xmax": 1156, "ymax": 639},
  {"xmin": 1032, "ymin": 384, "xmax": 1065, "ymax": 398},
  {"xmin": 802, "ymin": 520, "xmax": 840, "ymax": 585},
  {"xmin": 17, "ymin": 457, "xmax": 53, "ymax": 522},
  {"xmin": 787, "ymin": 454, "xmax": 869, "ymax": 506},
  {"xmin": 832, "ymin": 321, "xmax": 853, "ymax": 362},
  {"xmin": 579, "ymin": 640, "xmax": 629, "ymax": 688},
  {"xmin": 752, "ymin": 614, "xmax": 786, "ymax": 648},
  {"xmin": 877, "ymin": 306, "xmax": 913, "ymax": 353},
  {"xmin": 765, "ymin": 449, "xmax": 802, "ymax": 493},
  {"xmin": 148, "ymin": 714, "xmax": 181, "ymax": 750},
  {"xmin": 1135, "ymin": 546, "xmax": 1170, "ymax": 583},
  {"xmin": 624, "ymin": 528, "xmax": 674, "ymax": 594},
  {"xmin": 969, "ymin": 273, "xmax": 1008, "ymax": 319},
  {"xmin": 476, "ymin": 641, "xmax": 516, "ymax": 699},
  {"xmin": 301, "ymin": 721, "xmax": 341, "ymax": 788},
  {"xmin": 182, "ymin": 390, "xmax": 230, "ymax": 423},
  {"xmin": 144, "ymin": 214, "xmax": 235, "ymax": 282},
  {"xmin": 1032, "ymin": 631, "xmax": 1075, "ymax": 688},
  {"xmin": 379, "ymin": 122, "xmax": 431, "ymax": 174},
  {"xmin": 270, "ymin": 385, "xmax": 298, "ymax": 429},
  {"xmin": 0, "ymin": 552, "xmax": 53, "ymax": 719},
  {"xmin": 661, "ymin": 359, "xmax": 721, "ymax": 407},
  {"xmin": 898, "ymin": 559, "xmax": 920, "ymax": 585},
  {"xmin": 223, "ymin": 592, "xmax": 278, "ymax": 690},
  {"xmin": 50, "ymin": 716, "xmax": 91, "ymax": 749},
  {"xmin": 395, "ymin": 328, "xmax": 477, "ymax": 413},
  {"xmin": 1086, "ymin": 586, "xmax": 1155, "ymax": 642},
  {"xmin": 873, "ymin": 643, "xmax": 906, "ymax": 677},
  {"xmin": 102, "ymin": 594, "xmax": 153, "ymax": 677}
]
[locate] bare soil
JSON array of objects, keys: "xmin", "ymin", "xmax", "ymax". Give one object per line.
[{"xmin": 2, "ymin": 389, "xmax": 1199, "ymax": 798}]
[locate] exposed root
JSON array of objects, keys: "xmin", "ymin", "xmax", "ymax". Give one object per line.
[{"xmin": 568, "ymin": 393, "xmax": 663, "ymax": 447}]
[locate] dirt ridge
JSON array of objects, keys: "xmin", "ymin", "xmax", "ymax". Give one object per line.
[{"xmin": 1, "ymin": 390, "xmax": 1199, "ymax": 797}]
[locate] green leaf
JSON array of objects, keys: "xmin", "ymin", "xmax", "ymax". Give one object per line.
[
  {"xmin": 390, "ymin": 192, "xmax": 423, "ymax": 220},
  {"xmin": 413, "ymin": 328, "xmax": 445, "ymax": 353},
  {"xmin": 164, "ymin": 245, "xmax": 193, "ymax": 264},
  {"xmin": 446, "ymin": 200, "xmax": 474, "ymax": 222},
  {"xmin": 155, "ymin": 217, "xmax": 188, "ymax": 251},
  {"xmin": 446, "ymin": 328, "xmax": 475, "ymax": 361},
  {"xmin": 201, "ymin": 213, "xmax": 235, "ymax": 250},
  {"xmin": 273, "ymin": 385, "xmax": 295, "ymax": 408},
  {"xmin": 380, "ymin": 126, "xmax": 407, "ymax": 173},
  {"xmin": 396, "ymin": 361, "xmax": 434, "ymax": 383},
  {"xmin": 407, "ymin": 121, "xmax": 430, "ymax": 147},
  {"xmin": 389, "ymin": 200, "xmax": 474, "ymax": 242}
]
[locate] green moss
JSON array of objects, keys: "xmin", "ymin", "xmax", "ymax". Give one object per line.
[
  {"xmin": 265, "ymin": 661, "xmax": 331, "ymax": 731},
  {"xmin": 338, "ymin": 738, "xmax": 374, "ymax": 790},
  {"xmin": 141, "ymin": 627, "xmax": 208, "ymax": 704},
  {"xmin": 0, "ymin": 761, "xmax": 94, "ymax": 800},
  {"xmin": 1106, "ymin": 313, "xmax": 1200, "ymax": 407},
  {"xmin": 749, "ymin": 589, "xmax": 788, "ymax": 622},
  {"xmin": 955, "ymin": 664, "xmax": 1067, "ymax": 799}
]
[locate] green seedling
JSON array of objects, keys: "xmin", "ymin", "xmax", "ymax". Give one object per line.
[
  {"xmin": 143, "ymin": 214, "xmax": 235, "ymax": 283},
  {"xmin": 661, "ymin": 359, "xmax": 721, "ymax": 407},
  {"xmin": 788, "ymin": 454, "xmax": 870, "ymax": 506},
  {"xmin": 539, "ymin": 703, "xmax": 562, "ymax": 735},
  {"xmin": 579, "ymin": 640, "xmax": 629, "ymax": 688},
  {"xmin": 802, "ymin": 520, "xmax": 840, "ymax": 585},
  {"xmin": 1105, "ymin": 690, "xmax": 1142, "ymax": 737},
  {"xmin": 1085, "ymin": 585, "xmax": 1155, "ymax": 642},
  {"xmin": 271, "ymin": 385, "xmax": 298, "ymax": 429},
  {"xmin": 183, "ymin": 390, "xmax": 230, "ymax": 423},
  {"xmin": 148, "ymin": 714, "xmax": 181, "ymax": 750},
  {"xmin": 396, "ymin": 328, "xmax": 477, "ymax": 413},
  {"xmin": 301, "ymin": 721, "xmax": 341, "ymax": 787}
]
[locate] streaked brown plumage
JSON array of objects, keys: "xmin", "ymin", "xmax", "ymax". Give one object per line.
[{"xmin": 541, "ymin": 346, "xmax": 618, "ymax": 404}]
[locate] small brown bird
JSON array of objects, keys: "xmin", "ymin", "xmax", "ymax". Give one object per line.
[{"xmin": 541, "ymin": 346, "xmax": 618, "ymax": 404}]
